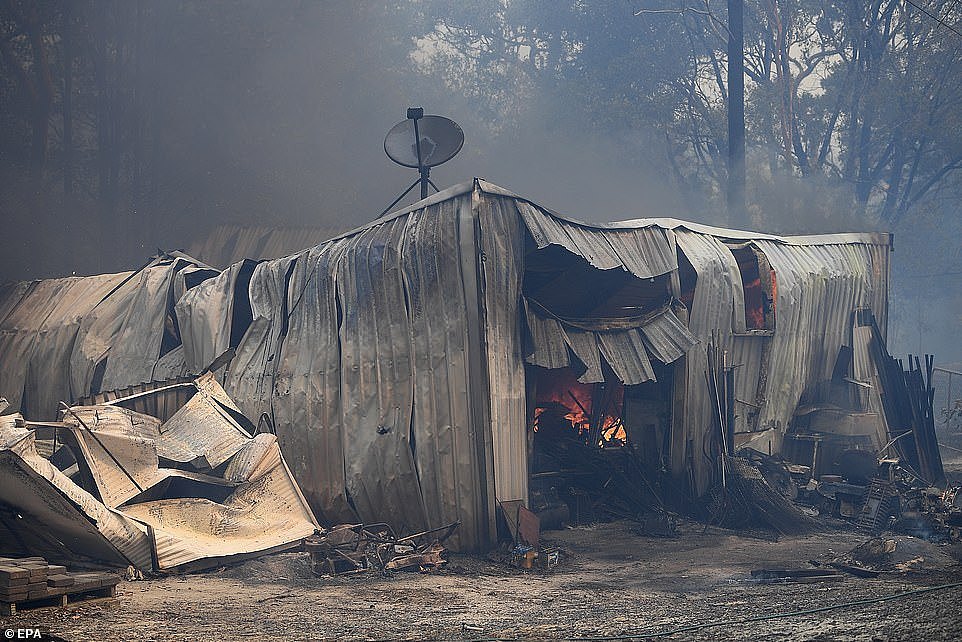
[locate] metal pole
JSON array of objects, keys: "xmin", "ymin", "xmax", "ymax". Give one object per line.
[
  {"xmin": 377, "ymin": 178, "xmax": 421, "ymax": 219},
  {"xmin": 411, "ymin": 110, "xmax": 428, "ymax": 200},
  {"xmin": 727, "ymin": 0, "xmax": 746, "ymax": 227},
  {"xmin": 725, "ymin": 351, "xmax": 736, "ymax": 455}
]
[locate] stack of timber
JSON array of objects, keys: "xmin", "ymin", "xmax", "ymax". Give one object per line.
[{"xmin": 0, "ymin": 557, "xmax": 119, "ymax": 615}]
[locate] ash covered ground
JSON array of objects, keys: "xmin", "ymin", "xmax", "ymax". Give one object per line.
[{"xmin": 4, "ymin": 519, "xmax": 961, "ymax": 641}]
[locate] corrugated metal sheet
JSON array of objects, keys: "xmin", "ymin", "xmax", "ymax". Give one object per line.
[
  {"xmin": 754, "ymin": 240, "xmax": 887, "ymax": 432},
  {"xmin": 187, "ymin": 223, "xmax": 346, "ymax": 269},
  {"xmin": 272, "ymin": 239, "xmax": 356, "ymax": 524},
  {"xmin": 67, "ymin": 403, "xmax": 197, "ymax": 463},
  {"xmin": 562, "ymin": 326, "xmax": 605, "ymax": 383},
  {"xmin": 597, "ymin": 329, "xmax": 657, "ymax": 384},
  {"xmin": 515, "ymin": 200, "xmax": 677, "ymax": 278},
  {"xmin": 176, "ymin": 259, "xmax": 257, "ymax": 373},
  {"xmin": 224, "ymin": 253, "xmax": 300, "ymax": 422},
  {"xmin": 69, "ymin": 254, "xmax": 217, "ymax": 401},
  {"xmin": 523, "ymin": 299, "xmax": 695, "ymax": 385},
  {"xmin": 118, "ymin": 436, "xmax": 316, "ymax": 571},
  {"xmin": 0, "ymin": 273, "xmax": 131, "ymax": 420},
  {"xmin": 265, "ymin": 193, "xmax": 491, "ymax": 550},
  {"xmin": 640, "ymin": 306, "xmax": 700, "ymax": 364},
  {"xmin": 159, "ymin": 372, "xmax": 253, "ymax": 469},
  {"xmin": 62, "ymin": 419, "xmax": 161, "ymax": 508},
  {"xmin": 223, "ymin": 433, "xmax": 276, "ymax": 482},
  {"xmin": 478, "ymin": 195, "xmax": 529, "ymax": 506},
  {"xmin": 523, "ymin": 298, "xmax": 570, "ymax": 369},
  {"xmin": 672, "ymin": 230, "xmax": 891, "ymax": 491},
  {"xmin": 78, "ymin": 378, "xmax": 197, "ymax": 424},
  {"xmin": 404, "ymin": 197, "xmax": 490, "ymax": 548},
  {"xmin": 336, "ymin": 217, "xmax": 426, "ymax": 535},
  {"xmin": 672, "ymin": 231, "xmax": 740, "ymax": 491},
  {"xmin": 0, "ymin": 415, "xmax": 153, "ymax": 569},
  {"xmin": 100, "ymin": 256, "xmax": 198, "ymax": 390},
  {"xmin": 476, "ymin": 178, "xmax": 889, "ymax": 247},
  {"xmin": 0, "ymin": 281, "xmax": 32, "ymax": 324}
]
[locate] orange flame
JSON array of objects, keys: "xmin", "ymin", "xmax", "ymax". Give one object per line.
[{"xmin": 531, "ymin": 369, "xmax": 627, "ymax": 445}]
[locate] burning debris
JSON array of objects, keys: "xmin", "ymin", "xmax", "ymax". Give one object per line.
[
  {"xmin": 0, "ymin": 373, "xmax": 318, "ymax": 573},
  {"xmin": 526, "ymin": 367, "xmax": 674, "ymax": 533}
]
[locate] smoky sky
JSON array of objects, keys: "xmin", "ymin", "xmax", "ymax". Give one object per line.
[
  {"xmin": 1, "ymin": 2, "xmax": 959, "ymax": 365},
  {"xmin": 1, "ymin": 1, "xmax": 691, "ymax": 284}
]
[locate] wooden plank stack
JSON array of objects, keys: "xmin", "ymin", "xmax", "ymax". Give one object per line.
[{"xmin": 0, "ymin": 557, "xmax": 119, "ymax": 616}]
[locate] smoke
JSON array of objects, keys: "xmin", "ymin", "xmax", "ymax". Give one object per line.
[
  {"xmin": 0, "ymin": 2, "xmax": 958, "ymax": 365},
  {"xmin": 0, "ymin": 2, "xmax": 697, "ymax": 284}
]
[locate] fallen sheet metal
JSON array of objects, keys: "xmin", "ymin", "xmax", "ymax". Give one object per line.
[
  {"xmin": 0, "ymin": 415, "xmax": 153, "ymax": 570},
  {"xmin": 0, "ymin": 373, "xmax": 317, "ymax": 573}
]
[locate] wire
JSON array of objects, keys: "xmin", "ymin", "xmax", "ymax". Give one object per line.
[
  {"xmin": 903, "ymin": 0, "xmax": 962, "ymax": 38},
  {"xmin": 460, "ymin": 580, "xmax": 962, "ymax": 641},
  {"xmin": 899, "ymin": 269, "xmax": 962, "ymax": 278}
]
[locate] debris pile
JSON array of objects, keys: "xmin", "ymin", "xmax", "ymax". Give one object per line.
[
  {"xmin": 0, "ymin": 373, "xmax": 317, "ymax": 573},
  {"xmin": 532, "ymin": 438, "xmax": 667, "ymax": 524},
  {"xmin": 824, "ymin": 536, "xmax": 944, "ymax": 575},
  {"xmin": 496, "ymin": 501, "xmax": 563, "ymax": 571},
  {"xmin": 703, "ymin": 453, "xmax": 817, "ymax": 536},
  {"xmin": 771, "ymin": 454, "xmax": 962, "ymax": 541},
  {"xmin": 771, "ymin": 340, "xmax": 957, "ymax": 541},
  {"xmin": 894, "ymin": 486, "xmax": 962, "ymax": 541},
  {"xmin": 305, "ymin": 522, "xmax": 459, "ymax": 576}
]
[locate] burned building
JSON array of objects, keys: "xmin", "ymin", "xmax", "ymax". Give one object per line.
[{"xmin": 1, "ymin": 179, "xmax": 898, "ymax": 551}]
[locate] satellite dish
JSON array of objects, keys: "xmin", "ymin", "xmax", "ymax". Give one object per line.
[
  {"xmin": 378, "ymin": 108, "xmax": 465, "ymax": 218},
  {"xmin": 384, "ymin": 115, "xmax": 464, "ymax": 169}
]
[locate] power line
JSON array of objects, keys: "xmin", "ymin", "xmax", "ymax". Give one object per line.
[
  {"xmin": 900, "ymin": 269, "xmax": 962, "ymax": 278},
  {"xmin": 903, "ymin": 0, "xmax": 962, "ymax": 38}
]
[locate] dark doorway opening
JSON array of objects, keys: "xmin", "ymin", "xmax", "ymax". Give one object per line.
[{"xmin": 526, "ymin": 363, "xmax": 673, "ymax": 528}]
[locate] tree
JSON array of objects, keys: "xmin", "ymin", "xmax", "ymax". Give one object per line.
[
  {"xmin": 0, "ymin": 0, "xmax": 58, "ymax": 185},
  {"xmin": 405, "ymin": 0, "xmax": 962, "ymax": 229}
]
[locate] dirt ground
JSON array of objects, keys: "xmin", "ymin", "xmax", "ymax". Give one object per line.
[{"xmin": 2, "ymin": 518, "xmax": 961, "ymax": 642}]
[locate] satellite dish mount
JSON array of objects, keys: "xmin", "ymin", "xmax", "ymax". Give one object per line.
[{"xmin": 380, "ymin": 107, "xmax": 464, "ymax": 217}]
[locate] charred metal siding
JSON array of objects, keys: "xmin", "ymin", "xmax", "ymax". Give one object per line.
[
  {"xmin": 514, "ymin": 199, "xmax": 678, "ymax": 279},
  {"xmin": 225, "ymin": 253, "xmax": 300, "ymax": 422},
  {"xmin": 254, "ymin": 192, "xmax": 491, "ymax": 551},
  {"xmin": 522, "ymin": 303, "xmax": 697, "ymax": 386},
  {"xmin": 0, "ymin": 178, "xmax": 892, "ymax": 550},
  {"xmin": 478, "ymin": 195, "xmax": 528, "ymax": 506},
  {"xmin": 753, "ymin": 240, "xmax": 890, "ymax": 436},
  {"xmin": 188, "ymin": 223, "xmax": 346, "ymax": 269},
  {"xmin": 0, "ymin": 273, "xmax": 131, "ymax": 419},
  {"xmin": 272, "ymin": 239, "xmax": 355, "ymax": 525},
  {"xmin": 672, "ymin": 231, "xmax": 741, "ymax": 491},
  {"xmin": 480, "ymin": 189, "xmax": 890, "ymax": 497},
  {"xmin": 671, "ymin": 232, "xmax": 891, "ymax": 492}
]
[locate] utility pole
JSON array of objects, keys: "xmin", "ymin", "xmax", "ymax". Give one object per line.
[{"xmin": 727, "ymin": 0, "xmax": 747, "ymax": 228}]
